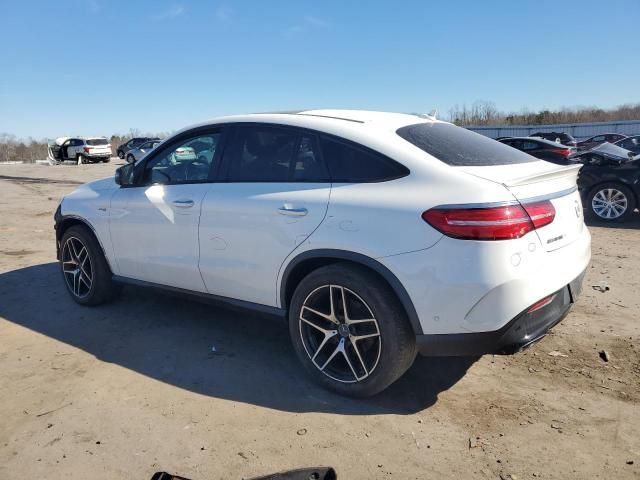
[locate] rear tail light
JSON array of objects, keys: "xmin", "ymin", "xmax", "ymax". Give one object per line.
[
  {"xmin": 422, "ymin": 200, "xmax": 555, "ymax": 241},
  {"xmin": 550, "ymin": 147, "xmax": 572, "ymax": 157},
  {"xmin": 83, "ymin": 147, "xmax": 91, "ymax": 153}
]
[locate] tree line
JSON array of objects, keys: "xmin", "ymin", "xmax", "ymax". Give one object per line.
[
  {"xmin": 447, "ymin": 101, "xmax": 640, "ymax": 126},
  {"xmin": 2, "ymin": 103, "xmax": 640, "ymax": 162}
]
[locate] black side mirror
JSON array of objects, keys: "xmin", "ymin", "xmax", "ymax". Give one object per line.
[{"xmin": 115, "ymin": 163, "xmax": 135, "ymax": 186}]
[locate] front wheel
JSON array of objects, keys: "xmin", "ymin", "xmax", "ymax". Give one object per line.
[
  {"xmin": 126, "ymin": 154, "xmax": 135, "ymax": 164},
  {"xmin": 588, "ymin": 183, "xmax": 636, "ymax": 222},
  {"xmin": 118, "ymin": 151, "xmax": 125, "ymax": 159},
  {"xmin": 60, "ymin": 225, "xmax": 117, "ymax": 305},
  {"xmin": 288, "ymin": 263, "xmax": 416, "ymax": 397}
]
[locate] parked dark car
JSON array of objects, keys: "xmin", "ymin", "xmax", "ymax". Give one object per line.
[
  {"xmin": 529, "ymin": 131, "xmax": 577, "ymax": 147},
  {"xmin": 576, "ymin": 133, "xmax": 627, "ymax": 152},
  {"xmin": 116, "ymin": 137, "xmax": 160, "ymax": 159},
  {"xmin": 614, "ymin": 135, "xmax": 640, "ymax": 154},
  {"xmin": 573, "ymin": 143, "xmax": 640, "ymax": 222},
  {"xmin": 499, "ymin": 137, "xmax": 576, "ymax": 165}
]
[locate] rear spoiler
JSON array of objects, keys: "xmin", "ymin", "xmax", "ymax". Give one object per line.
[{"xmin": 505, "ymin": 164, "xmax": 582, "ymax": 187}]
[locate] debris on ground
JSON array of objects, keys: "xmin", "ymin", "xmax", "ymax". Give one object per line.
[
  {"xmin": 591, "ymin": 281, "xmax": 610, "ymax": 292},
  {"xmin": 599, "ymin": 350, "xmax": 610, "ymax": 362},
  {"xmin": 296, "ymin": 428, "xmax": 307, "ymax": 436},
  {"xmin": 548, "ymin": 351, "xmax": 568, "ymax": 357}
]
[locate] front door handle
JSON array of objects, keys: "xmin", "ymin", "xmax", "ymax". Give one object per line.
[
  {"xmin": 172, "ymin": 199, "xmax": 195, "ymax": 208},
  {"xmin": 278, "ymin": 206, "xmax": 308, "ymax": 217}
]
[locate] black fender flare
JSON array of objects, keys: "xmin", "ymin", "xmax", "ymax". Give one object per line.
[{"xmin": 280, "ymin": 249, "xmax": 423, "ymax": 335}]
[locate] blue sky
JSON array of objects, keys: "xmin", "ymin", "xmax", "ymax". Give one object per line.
[{"xmin": 1, "ymin": 0, "xmax": 638, "ymax": 139}]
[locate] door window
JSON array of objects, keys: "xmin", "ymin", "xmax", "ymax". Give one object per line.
[
  {"xmin": 142, "ymin": 132, "xmax": 221, "ymax": 185},
  {"xmin": 224, "ymin": 126, "xmax": 328, "ymax": 182},
  {"xmin": 225, "ymin": 126, "xmax": 296, "ymax": 182}
]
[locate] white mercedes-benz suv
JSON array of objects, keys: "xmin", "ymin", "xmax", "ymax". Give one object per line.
[{"xmin": 54, "ymin": 110, "xmax": 591, "ymax": 396}]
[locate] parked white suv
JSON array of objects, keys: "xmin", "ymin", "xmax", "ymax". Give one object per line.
[
  {"xmin": 48, "ymin": 137, "xmax": 112, "ymax": 164},
  {"xmin": 54, "ymin": 110, "xmax": 591, "ymax": 396}
]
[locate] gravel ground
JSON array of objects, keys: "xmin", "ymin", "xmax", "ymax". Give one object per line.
[{"xmin": 0, "ymin": 162, "xmax": 639, "ymax": 480}]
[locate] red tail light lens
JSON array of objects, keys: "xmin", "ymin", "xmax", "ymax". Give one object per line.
[
  {"xmin": 522, "ymin": 200, "xmax": 555, "ymax": 229},
  {"xmin": 422, "ymin": 200, "xmax": 555, "ymax": 241},
  {"xmin": 550, "ymin": 148, "xmax": 572, "ymax": 157},
  {"xmin": 83, "ymin": 147, "xmax": 91, "ymax": 153}
]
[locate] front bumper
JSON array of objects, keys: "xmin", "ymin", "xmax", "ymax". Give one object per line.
[{"xmin": 416, "ymin": 268, "xmax": 585, "ymax": 356}]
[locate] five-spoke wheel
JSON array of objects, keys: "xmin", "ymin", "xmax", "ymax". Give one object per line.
[
  {"xmin": 62, "ymin": 236, "xmax": 93, "ymax": 299},
  {"xmin": 59, "ymin": 225, "xmax": 117, "ymax": 305},
  {"xmin": 289, "ymin": 263, "xmax": 416, "ymax": 397},
  {"xmin": 299, "ymin": 285, "xmax": 381, "ymax": 383}
]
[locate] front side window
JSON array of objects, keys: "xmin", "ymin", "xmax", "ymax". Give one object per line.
[{"xmin": 142, "ymin": 132, "xmax": 221, "ymax": 185}]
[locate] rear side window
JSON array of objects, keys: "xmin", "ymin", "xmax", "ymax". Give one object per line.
[
  {"xmin": 224, "ymin": 126, "xmax": 329, "ymax": 182},
  {"xmin": 320, "ymin": 137, "xmax": 408, "ymax": 182},
  {"xmin": 86, "ymin": 138, "xmax": 108, "ymax": 146},
  {"xmin": 397, "ymin": 123, "xmax": 537, "ymax": 166}
]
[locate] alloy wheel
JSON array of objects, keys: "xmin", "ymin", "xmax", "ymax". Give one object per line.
[
  {"xmin": 299, "ymin": 285, "xmax": 381, "ymax": 383},
  {"xmin": 62, "ymin": 236, "xmax": 93, "ymax": 298},
  {"xmin": 592, "ymin": 188, "xmax": 628, "ymax": 219}
]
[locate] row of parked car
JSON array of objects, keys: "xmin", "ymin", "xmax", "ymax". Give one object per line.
[{"xmin": 496, "ymin": 132, "xmax": 640, "ymax": 222}]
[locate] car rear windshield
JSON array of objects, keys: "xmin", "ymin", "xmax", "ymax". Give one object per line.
[
  {"xmin": 86, "ymin": 138, "xmax": 108, "ymax": 146},
  {"xmin": 396, "ymin": 123, "xmax": 538, "ymax": 166}
]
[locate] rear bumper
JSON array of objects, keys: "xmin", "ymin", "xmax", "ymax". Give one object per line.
[{"xmin": 416, "ymin": 268, "xmax": 585, "ymax": 356}]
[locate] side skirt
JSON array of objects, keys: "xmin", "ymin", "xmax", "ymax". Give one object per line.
[{"xmin": 112, "ymin": 275, "xmax": 287, "ymax": 319}]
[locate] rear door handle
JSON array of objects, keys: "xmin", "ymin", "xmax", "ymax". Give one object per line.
[
  {"xmin": 278, "ymin": 206, "xmax": 308, "ymax": 216},
  {"xmin": 172, "ymin": 199, "xmax": 195, "ymax": 208}
]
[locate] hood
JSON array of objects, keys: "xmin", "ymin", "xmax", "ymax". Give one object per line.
[{"xmin": 85, "ymin": 176, "xmax": 117, "ymax": 190}]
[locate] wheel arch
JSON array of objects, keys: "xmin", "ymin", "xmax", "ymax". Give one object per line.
[
  {"xmin": 55, "ymin": 214, "xmax": 112, "ymax": 271},
  {"xmin": 280, "ymin": 249, "xmax": 423, "ymax": 335}
]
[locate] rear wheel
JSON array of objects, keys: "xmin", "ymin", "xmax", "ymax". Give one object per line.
[
  {"xmin": 76, "ymin": 155, "xmax": 85, "ymax": 165},
  {"xmin": 60, "ymin": 225, "xmax": 117, "ymax": 305},
  {"xmin": 118, "ymin": 150, "xmax": 125, "ymax": 159},
  {"xmin": 288, "ymin": 263, "xmax": 416, "ymax": 397},
  {"xmin": 588, "ymin": 183, "xmax": 635, "ymax": 222}
]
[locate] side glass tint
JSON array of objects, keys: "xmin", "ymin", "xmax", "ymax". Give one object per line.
[
  {"xmin": 143, "ymin": 133, "xmax": 221, "ymax": 185},
  {"xmin": 226, "ymin": 127, "xmax": 297, "ymax": 182}
]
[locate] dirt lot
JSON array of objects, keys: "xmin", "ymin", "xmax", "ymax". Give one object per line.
[{"xmin": 0, "ymin": 161, "xmax": 639, "ymax": 480}]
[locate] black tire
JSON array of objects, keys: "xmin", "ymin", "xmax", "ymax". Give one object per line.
[
  {"xmin": 76, "ymin": 155, "xmax": 85, "ymax": 165},
  {"xmin": 587, "ymin": 183, "xmax": 636, "ymax": 223},
  {"xmin": 126, "ymin": 154, "xmax": 135, "ymax": 164},
  {"xmin": 102, "ymin": 158, "xmax": 110, "ymax": 163},
  {"xmin": 288, "ymin": 263, "xmax": 416, "ymax": 397},
  {"xmin": 59, "ymin": 225, "xmax": 116, "ymax": 306},
  {"xmin": 118, "ymin": 150, "xmax": 125, "ymax": 159}
]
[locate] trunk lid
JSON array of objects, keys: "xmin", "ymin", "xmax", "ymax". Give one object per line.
[{"xmin": 459, "ymin": 162, "xmax": 585, "ymax": 251}]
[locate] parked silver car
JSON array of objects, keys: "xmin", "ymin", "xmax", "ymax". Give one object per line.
[{"xmin": 125, "ymin": 140, "xmax": 162, "ymax": 163}]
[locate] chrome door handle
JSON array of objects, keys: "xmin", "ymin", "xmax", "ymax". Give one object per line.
[
  {"xmin": 278, "ymin": 206, "xmax": 308, "ymax": 216},
  {"xmin": 172, "ymin": 199, "xmax": 195, "ymax": 208}
]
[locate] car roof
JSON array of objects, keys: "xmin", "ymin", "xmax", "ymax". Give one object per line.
[{"xmin": 178, "ymin": 110, "xmax": 437, "ymax": 137}]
